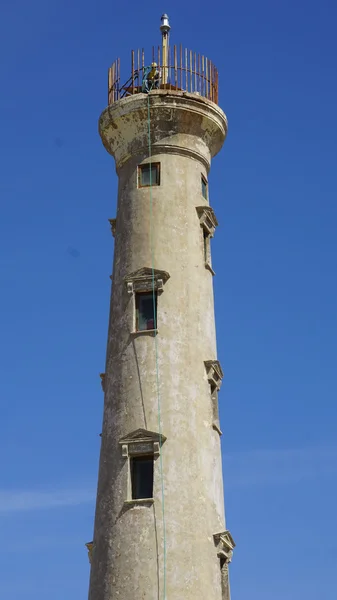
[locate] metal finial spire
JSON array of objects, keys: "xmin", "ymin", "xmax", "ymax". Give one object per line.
[{"xmin": 160, "ymin": 14, "xmax": 170, "ymax": 85}]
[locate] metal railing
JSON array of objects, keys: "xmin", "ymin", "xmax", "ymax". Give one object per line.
[{"xmin": 108, "ymin": 46, "xmax": 219, "ymax": 105}]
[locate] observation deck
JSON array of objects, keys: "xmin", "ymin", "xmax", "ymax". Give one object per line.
[
  {"xmin": 108, "ymin": 46, "xmax": 219, "ymax": 106},
  {"xmin": 100, "ymin": 15, "xmax": 226, "ymax": 168}
]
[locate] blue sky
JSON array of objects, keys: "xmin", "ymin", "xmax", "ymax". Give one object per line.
[{"xmin": 1, "ymin": 0, "xmax": 337, "ymax": 597}]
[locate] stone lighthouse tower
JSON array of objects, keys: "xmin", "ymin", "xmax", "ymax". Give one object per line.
[{"xmin": 87, "ymin": 14, "xmax": 235, "ymax": 600}]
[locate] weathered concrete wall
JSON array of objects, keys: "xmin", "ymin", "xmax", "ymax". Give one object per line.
[{"xmin": 89, "ymin": 91, "xmax": 229, "ymax": 600}]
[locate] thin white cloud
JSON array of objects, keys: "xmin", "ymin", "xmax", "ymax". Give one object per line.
[
  {"xmin": 0, "ymin": 445, "xmax": 335, "ymax": 514},
  {"xmin": 0, "ymin": 488, "xmax": 95, "ymax": 514},
  {"xmin": 223, "ymin": 445, "xmax": 337, "ymax": 487},
  {"xmin": 4, "ymin": 535, "xmax": 84, "ymax": 553}
]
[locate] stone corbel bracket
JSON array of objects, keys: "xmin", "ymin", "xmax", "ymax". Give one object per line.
[
  {"xmin": 99, "ymin": 373, "xmax": 106, "ymax": 392},
  {"xmin": 124, "ymin": 267, "xmax": 170, "ymax": 295},
  {"xmin": 85, "ymin": 541, "xmax": 94, "ymax": 564},
  {"xmin": 119, "ymin": 428, "xmax": 167, "ymax": 458},
  {"xmin": 196, "ymin": 206, "xmax": 218, "ymax": 237},
  {"xmin": 108, "ymin": 218, "xmax": 116, "ymax": 237},
  {"xmin": 204, "ymin": 359, "xmax": 224, "ymax": 391},
  {"xmin": 213, "ymin": 530, "xmax": 235, "ymax": 563}
]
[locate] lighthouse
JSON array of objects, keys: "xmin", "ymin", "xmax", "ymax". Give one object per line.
[{"xmin": 88, "ymin": 14, "xmax": 235, "ymax": 600}]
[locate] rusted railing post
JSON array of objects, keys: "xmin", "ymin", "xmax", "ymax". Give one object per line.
[{"xmin": 106, "ymin": 49, "xmax": 219, "ymax": 105}]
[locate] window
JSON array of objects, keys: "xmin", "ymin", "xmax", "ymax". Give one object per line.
[
  {"xmin": 211, "ymin": 384, "xmax": 221, "ymax": 435},
  {"xmin": 138, "ymin": 163, "xmax": 160, "ymax": 187},
  {"xmin": 214, "ymin": 531, "xmax": 235, "ymax": 600},
  {"xmin": 203, "ymin": 229, "xmax": 211, "ymax": 264},
  {"xmin": 119, "ymin": 428, "xmax": 166, "ymax": 504},
  {"xmin": 136, "ymin": 292, "xmax": 157, "ymax": 331},
  {"xmin": 125, "ymin": 268, "xmax": 169, "ymax": 335},
  {"xmin": 203, "ymin": 229, "xmax": 215, "ymax": 274},
  {"xmin": 205, "ymin": 360, "xmax": 224, "ymax": 435},
  {"xmin": 201, "ymin": 175, "xmax": 208, "ymax": 199},
  {"xmin": 196, "ymin": 206, "xmax": 218, "ymax": 275},
  {"xmin": 131, "ymin": 455, "xmax": 154, "ymax": 499},
  {"xmin": 219, "ymin": 557, "xmax": 230, "ymax": 600}
]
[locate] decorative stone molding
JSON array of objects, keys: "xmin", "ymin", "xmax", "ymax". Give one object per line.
[
  {"xmin": 99, "ymin": 91, "xmax": 228, "ymax": 170},
  {"xmin": 99, "ymin": 373, "xmax": 105, "ymax": 392},
  {"xmin": 124, "ymin": 267, "xmax": 170, "ymax": 295},
  {"xmin": 204, "ymin": 359, "xmax": 224, "ymax": 391},
  {"xmin": 196, "ymin": 206, "xmax": 218, "ymax": 237},
  {"xmin": 108, "ymin": 218, "xmax": 116, "ymax": 237},
  {"xmin": 124, "ymin": 498, "xmax": 154, "ymax": 508},
  {"xmin": 119, "ymin": 428, "xmax": 166, "ymax": 458},
  {"xmin": 205, "ymin": 258, "xmax": 216, "ymax": 276},
  {"xmin": 85, "ymin": 541, "xmax": 94, "ymax": 564},
  {"xmin": 213, "ymin": 530, "xmax": 235, "ymax": 563},
  {"xmin": 151, "ymin": 144, "xmax": 210, "ymax": 172}
]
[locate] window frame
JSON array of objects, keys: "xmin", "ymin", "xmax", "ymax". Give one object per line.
[
  {"xmin": 135, "ymin": 291, "xmax": 157, "ymax": 332},
  {"xmin": 210, "ymin": 383, "xmax": 221, "ymax": 435},
  {"xmin": 196, "ymin": 206, "xmax": 218, "ymax": 276},
  {"xmin": 138, "ymin": 162, "xmax": 161, "ymax": 188},
  {"xmin": 201, "ymin": 174, "xmax": 208, "ymax": 199},
  {"xmin": 119, "ymin": 428, "xmax": 166, "ymax": 506},
  {"xmin": 205, "ymin": 360, "xmax": 224, "ymax": 435},
  {"xmin": 202, "ymin": 228, "xmax": 215, "ymax": 275},
  {"xmin": 213, "ymin": 531, "xmax": 235, "ymax": 600},
  {"xmin": 203, "ymin": 229, "xmax": 211, "ymax": 264},
  {"xmin": 124, "ymin": 267, "xmax": 170, "ymax": 336},
  {"xmin": 130, "ymin": 454, "xmax": 154, "ymax": 500},
  {"xmin": 219, "ymin": 556, "xmax": 230, "ymax": 600}
]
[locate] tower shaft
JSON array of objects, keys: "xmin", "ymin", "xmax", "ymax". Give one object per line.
[{"xmin": 88, "ymin": 40, "xmax": 234, "ymax": 600}]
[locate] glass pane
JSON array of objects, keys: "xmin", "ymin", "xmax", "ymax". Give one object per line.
[
  {"xmin": 201, "ymin": 176, "xmax": 207, "ymax": 199},
  {"xmin": 131, "ymin": 456, "xmax": 154, "ymax": 499},
  {"xmin": 140, "ymin": 164, "xmax": 159, "ymax": 186},
  {"xmin": 137, "ymin": 293, "xmax": 155, "ymax": 331}
]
